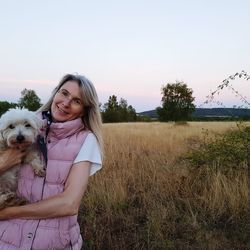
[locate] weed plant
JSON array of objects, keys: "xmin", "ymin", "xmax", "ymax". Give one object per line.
[{"xmin": 186, "ymin": 122, "xmax": 250, "ymax": 173}]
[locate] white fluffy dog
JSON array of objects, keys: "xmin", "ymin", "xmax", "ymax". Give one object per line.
[{"xmin": 0, "ymin": 108, "xmax": 45, "ymax": 209}]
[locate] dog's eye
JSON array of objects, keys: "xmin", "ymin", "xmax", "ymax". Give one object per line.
[
  {"xmin": 9, "ymin": 124, "xmax": 14, "ymax": 129},
  {"xmin": 25, "ymin": 124, "xmax": 31, "ymax": 128}
]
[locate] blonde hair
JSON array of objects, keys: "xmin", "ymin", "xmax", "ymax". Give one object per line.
[{"xmin": 38, "ymin": 74, "xmax": 103, "ymax": 157}]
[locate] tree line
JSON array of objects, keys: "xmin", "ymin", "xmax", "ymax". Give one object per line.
[
  {"xmin": 0, "ymin": 83, "xmax": 196, "ymax": 122},
  {"xmin": 0, "ymin": 89, "xmax": 151, "ymax": 122},
  {"xmin": 1, "ymin": 81, "xmax": 222, "ymax": 122},
  {"xmin": 1, "ymin": 72, "xmax": 248, "ymax": 122}
]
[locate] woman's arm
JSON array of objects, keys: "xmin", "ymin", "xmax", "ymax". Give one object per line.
[
  {"xmin": 0, "ymin": 148, "xmax": 26, "ymax": 174},
  {"xmin": 0, "ymin": 161, "xmax": 91, "ymax": 220}
]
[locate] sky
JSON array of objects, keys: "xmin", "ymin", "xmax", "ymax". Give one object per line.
[{"xmin": 0, "ymin": 0, "xmax": 249, "ymax": 112}]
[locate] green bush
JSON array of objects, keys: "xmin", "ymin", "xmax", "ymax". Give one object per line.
[{"xmin": 186, "ymin": 123, "xmax": 250, "ymax": 173}]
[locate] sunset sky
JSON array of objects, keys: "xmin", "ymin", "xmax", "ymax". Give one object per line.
[{"xmin": 0, "ymin": 0, "xmax": 249, "ymax": 112}]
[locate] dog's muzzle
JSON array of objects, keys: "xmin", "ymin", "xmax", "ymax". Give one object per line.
[{"xmin": 16, "ymin": 134, "xmax": 25, "ymax": 143}]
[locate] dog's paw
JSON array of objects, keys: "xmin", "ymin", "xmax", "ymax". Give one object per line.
[
  {"xmin": 34, "ymin": 168, "xmax": 46, "ymax": 177},
  {"xmin": 2, "ymin": 195, "xmax": 27, "ymax": 208},
  {"xmin": 3, "ymin": 192, "xmax": 15, "ymax": 202},
  {"xmin": 15, "ymin": 196, "xmax": 27, "ymax": 206},
  {"xmin": 0, "ymin": 192, "xmax": 16, "ymax": 209}
]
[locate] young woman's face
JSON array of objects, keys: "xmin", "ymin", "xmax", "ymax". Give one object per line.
[{"xmin": 51, "ymin": 80, "xmax": 84, "ymax": 122}]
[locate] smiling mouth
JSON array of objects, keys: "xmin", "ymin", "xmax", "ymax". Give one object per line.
[{"xmin": 57, "ymin": 106, "xmax": 69, "ymax": 115}]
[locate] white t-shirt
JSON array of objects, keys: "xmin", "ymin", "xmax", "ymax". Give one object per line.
[{"xmin": 73, "ymin": 133, "xmax": 102, "ymax": 176}]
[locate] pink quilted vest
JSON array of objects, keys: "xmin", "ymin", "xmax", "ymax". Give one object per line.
[{"xmin": 0, "ymin": 117, "xmax": 89, "ymax": 250}]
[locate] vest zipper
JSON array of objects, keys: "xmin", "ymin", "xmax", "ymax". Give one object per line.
[{"xmin": 30, "ymin": 163, "xmax": 47, "ymax": 249}]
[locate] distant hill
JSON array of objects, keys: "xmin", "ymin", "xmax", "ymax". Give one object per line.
[{"xmin": 138, "ymin": 108, "xmax": 250, "ymax": 119}]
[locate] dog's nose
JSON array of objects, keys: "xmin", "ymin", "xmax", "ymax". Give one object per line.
[{"xmin": 16, "ymin": 135, "xmax": 25, "ymax": 143}]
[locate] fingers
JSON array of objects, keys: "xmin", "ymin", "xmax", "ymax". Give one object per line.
[
  {"xmin": 0, "ymin": 148, "xmax": 26, "ymax": 172},
  {"xmin": 4, "ymin": 148, "xmax": 27, "ymax": 166}
]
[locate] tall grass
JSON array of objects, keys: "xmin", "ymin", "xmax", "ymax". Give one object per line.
[{"xmin": 79, "ymin": 122, "xmax": 250, "ymax": 250}]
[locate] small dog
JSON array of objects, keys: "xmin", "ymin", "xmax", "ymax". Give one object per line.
[{"xmin": 0, "ymin": 108, "xmax": 45, "ymax": 209}]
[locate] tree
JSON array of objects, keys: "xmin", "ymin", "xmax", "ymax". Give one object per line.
[
  {"xmin": 156, "ymin": 81, "xmax": 195, "ymax": 121},
  {"xmin": 18, "ymin": 89, "xmax": 42, "ymax": 111},
  {"xmin": 117, "ymin": 98, "xmax": 137, "ymax": 122},
  {"xmin": 102, "ymin": 95, "xmax": 137, "ymax": 123},
  {"xmin": 102, "ymin": 95, "xmax": 121, "ymax": 122},
  {"xmin": 0, "ymin": 101, "xmax": 18, "ymax": 117},
  {"xmin": 127, "ymin": 105, "xmax": 137, "ymax": 121}
]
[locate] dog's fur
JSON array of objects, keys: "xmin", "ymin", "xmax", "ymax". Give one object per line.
[{"xmin": 0, "ymin": 108, "xmax": 45, "ymax": 209}]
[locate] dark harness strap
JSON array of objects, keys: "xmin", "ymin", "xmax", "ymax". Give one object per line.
[
  {"xmin": 36, "ymin": 110, "xmax": 53, "ymax": 167},
  {"xmin": 37, "ymin": 135, "xmax": 48, "ymax": 166}
]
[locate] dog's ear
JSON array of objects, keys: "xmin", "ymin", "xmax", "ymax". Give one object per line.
[
  {"xmin": 35, "ymin": 117, "xmax": 43, "ymax": 131},
  {"xmin": 28, "ymin": 116, "xmax": 43, "ymax": 133},
  {"xmin": 0, "ymin": 122, "xmax": 4, "ymax": 132},
  {"xmin": 0, "ymin": 119, "xmax": 7, "ymax": 146},
  {"xmin": 0, "ymin": 117, "xmax": 8, "ymax": 132},
  {"xmin": 0, "ymin": 108, "xmax": 17, "ymax": 131}
]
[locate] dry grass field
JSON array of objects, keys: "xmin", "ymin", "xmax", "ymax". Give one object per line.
[{"xmin": 80, "ymin": 122, "xmax": 250, "ymax": 250}]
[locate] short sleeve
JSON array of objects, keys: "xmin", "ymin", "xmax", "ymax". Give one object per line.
[{"xmin": 73, "ymin": 133, "xmax": 102, "ymax": 176}]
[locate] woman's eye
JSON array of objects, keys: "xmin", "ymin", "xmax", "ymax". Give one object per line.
[
  {"xmin": 61, "ymin": 90, "xmax": 68, "ymax": 97},
  {"xmin": 73, "ymin": 99, "xmax": 82, "ymax": 105},
  {"xmin": 25, "ymin": 124, "xmax": 31, "ymax": 128},
  {"xmin": 9, "ymin": 124, "xmax": 14, "ymax": 129}
]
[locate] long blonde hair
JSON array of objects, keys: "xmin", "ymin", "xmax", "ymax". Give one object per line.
[{"xmin": 38, "ymin": 74, "xmax": 103, "ymax": 157}]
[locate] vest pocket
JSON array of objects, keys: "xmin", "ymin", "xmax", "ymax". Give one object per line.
[
  {"xmin": 0, "ymin": 221, "xmax": 22, "ymax": 247},
  {"xmin": 32, "ymin": 226, "xmax": 71, "ymax": 250}
]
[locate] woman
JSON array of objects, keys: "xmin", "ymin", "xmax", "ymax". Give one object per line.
[{"xmin": 0, "ymin": 74, "xmax": 103, "ymax": 250}]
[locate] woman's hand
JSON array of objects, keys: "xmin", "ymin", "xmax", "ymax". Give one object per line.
[{"xmin": 0, "ymin": 148, "xmax": 26, "ymax": 174}]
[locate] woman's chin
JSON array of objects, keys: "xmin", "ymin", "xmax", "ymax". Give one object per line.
[{"xmin": 51, "ymin": 112, "xmax": 69, "ymax": 122}]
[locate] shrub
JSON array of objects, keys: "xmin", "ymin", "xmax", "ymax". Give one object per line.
[{"xmin": 186, "ymin": 123, "xmax": 250, "ymax": 174}]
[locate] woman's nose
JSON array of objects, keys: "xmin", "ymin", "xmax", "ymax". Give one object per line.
[{"xmin": 62, "ymin": 98, "xmax": 71, "ymax": 106}]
